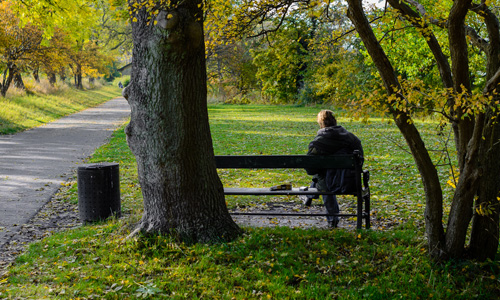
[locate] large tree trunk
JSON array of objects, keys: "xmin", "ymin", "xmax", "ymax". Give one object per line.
[{"xmin": 124, "ymin": 0, "xmax": 241, "ymax": 242}]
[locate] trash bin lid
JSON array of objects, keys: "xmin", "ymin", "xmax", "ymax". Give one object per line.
[{"xmin": 78, "ymin": 162, "xmax": 119, "ymax": 170}]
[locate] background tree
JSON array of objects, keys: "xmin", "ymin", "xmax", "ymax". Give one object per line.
[
  {"xmin": 96, "ymin": 0, "xmax": 134, "ymax": 82},
  {"xmin": 65, "ymin": 40, "xmax": 113, "ymax": 89},
  {"xmin": 0, "ymin": 1, "xmax": 43, "ymax": 96},
  {"xmin": 37, "ymin": 29, "xmax": 72, "ymax": 86},
  {"xmin": 205, "ymin": 40, "xmax": 258, "ymax": 102},
  {"xmin": 123, "ymin": 0, "xmax": 242, "ymax": 242},
  {"xmin": 251, "ymin": 28, "xmax": 306, "ymax": 103},
  {"xmin": 8, "ymin": 0, "xmax": 130, "ymax": 90},
  {"xmin": 99, "ymin": 0, "xmax": 133, "ymax": 55},
  {"xmin": 205, "ymin": 0, "xmax": 377, "ymax": 105}
]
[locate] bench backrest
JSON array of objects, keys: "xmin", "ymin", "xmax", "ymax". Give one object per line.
[{"xmin": 215, "ymin": 152, "xmax": 362, "ymax": 170}]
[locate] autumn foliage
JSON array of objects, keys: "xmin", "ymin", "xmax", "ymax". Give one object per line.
[{"xmin": 0, "ymin": 0, "xmax": 129, "ymax": 96}]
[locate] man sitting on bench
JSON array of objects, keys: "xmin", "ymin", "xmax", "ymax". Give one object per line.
[{"xmin": 302, "ymin": 110, "xmax": 364, "ymax": 228}]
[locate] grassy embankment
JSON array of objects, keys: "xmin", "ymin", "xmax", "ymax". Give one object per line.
[
  {"xmin": 1, "ymin": 105, "xmax": 499, "ymax": 299},
  {"xmin": 0, "ymin": 81, "xmax": 122, "ymax": 135}
]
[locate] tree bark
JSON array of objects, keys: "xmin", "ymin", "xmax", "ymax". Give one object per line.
[
  {"xmin": 444, "ymin": 113, "xmax": 482, "ymax": 258},
  {"xmin": 466, "ymin": 2, "xmax": 500, "ymax": 260},
  {"xmin": 125, "ymin": 0, "xmax": 242, "ymax": 242},
  {"xmin": 468, "ymin": 109, "xmax": 500, "ymax": 260}
]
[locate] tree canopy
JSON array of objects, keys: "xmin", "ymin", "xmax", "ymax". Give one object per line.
[{"xmin": 0, "ymin": 0, "xmax": 132, "ymax": 96}]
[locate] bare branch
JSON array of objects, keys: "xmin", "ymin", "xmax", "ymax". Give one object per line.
[
  {"xmin": 404, "ymin": 0, "xmax": 447, "ymax": 27},
  {"xmin": 465, "ymin": 26, "xmax": 489, "ymax": 53},
  {"xmin": 483, "ymin": 67, "xmax": 500, "ymax": 94},
  {"xmin": 247, "ymin": 3, "xmax": 292, "ymax": 38}
]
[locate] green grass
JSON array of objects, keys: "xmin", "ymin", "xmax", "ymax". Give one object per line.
[
  {"xmin": 0, "ymin": 84, "xmax": 122, "ymax": 135},
  {"xmin": 1, "ymin": 105, "xmax": 499, "ymax": 299}
]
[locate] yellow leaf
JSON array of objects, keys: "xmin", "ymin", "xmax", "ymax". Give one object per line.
[
  {"xmin": 132, "ymin": 17, "xmax": 137, "ymax": 22},
  {"xmin": 447, "ymin": 180, "xmax": 456, "ymax": 189}
]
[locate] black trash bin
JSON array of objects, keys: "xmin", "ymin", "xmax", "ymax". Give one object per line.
[{"xmin": 77, "ymin": 162, "xmax": 121, "ymax": 222}]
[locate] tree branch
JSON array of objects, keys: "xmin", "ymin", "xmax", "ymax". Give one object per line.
[
  {"xmin": 247, "ymin": 3, "xmax": 292, "ymax": 38},
  {"xmin": 470, "ymin": 2, "xmax": 500, "ymax": 79},
  {"xmin": 483, "ymin": 67, "xmax": 500, "ymax": 94},
  {"xmin": 387, "ymin": 0, "xmax": 453, "ymax": 89}
]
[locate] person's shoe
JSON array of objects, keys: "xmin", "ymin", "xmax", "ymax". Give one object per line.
[
  {"xmin": 300, "ymin": 195, "xmax": 312, "ymax": 207},
  {"xmin": 328, "ymin": 219, "xmax": 339, "ymax": 228}
]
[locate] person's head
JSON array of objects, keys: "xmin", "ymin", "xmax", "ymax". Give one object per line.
[{"xmin": 317, "ymin": 110, "xmax": 337, "ymax": 128}]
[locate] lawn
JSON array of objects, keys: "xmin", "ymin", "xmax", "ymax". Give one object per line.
[
  {"xmin": 0, "ymin": 105, "xmax": 499, "ymax": 299},
  {"xmin": 0, "ymin": 83, "xmax": 122, "ymax": 135}
]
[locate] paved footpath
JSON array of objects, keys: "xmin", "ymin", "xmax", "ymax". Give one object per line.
[{"xmin": 0, "ymin": 97, "xmax": 130, "ymax": 249}]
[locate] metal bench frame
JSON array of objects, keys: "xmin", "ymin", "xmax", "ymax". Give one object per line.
[{"xmin": 215, "ymin": 151, "xmax": 370, "ymax": 229}]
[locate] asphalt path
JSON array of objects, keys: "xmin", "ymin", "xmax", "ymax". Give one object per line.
[{"xmin": 0, "ymin": 97, "xmax": 130, "ymax": 248}]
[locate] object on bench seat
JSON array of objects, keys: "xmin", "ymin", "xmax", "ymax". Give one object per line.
[{"xmin": 215, "ymin": 151, "xmax": 370, "ymax": 229}]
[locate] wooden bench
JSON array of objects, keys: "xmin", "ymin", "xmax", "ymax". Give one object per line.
[{"xmin": 215, "ymin": 151, "xmax": 370, "ymax": 229}]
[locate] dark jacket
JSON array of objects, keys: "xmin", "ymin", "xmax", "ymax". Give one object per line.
[{"xmin": 305, "ymin": 125, "xmax": 363, "ymax": 192}]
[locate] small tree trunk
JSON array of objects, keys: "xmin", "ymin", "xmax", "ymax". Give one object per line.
[
  {"xmin": 48, "ymin": 72, "xmax": 57, "ymax": 86},
  {"xmin": 125, "ymin": 1, "xmax": 241, "ymax": 243},
  {"xmin": 468, "ymin": 110, "xmax": 500, "ymax": 260},
  {"xmin": 1, "ymin": 64, "xmax": 15, "ymax": 97},
  {"xmin": 13, "ymin": 67, "xmax": 25, "ymax": 90},
  {"xmin": 75, "ymin": 64, "xmax": 83, "ymax": 89},
  {"xmin": 33, "ymin": 69, "xmax": 40, "ymax": 82},
  {"xmin": 59, "ymin": 68, "xmax": 66, "ymax": 82},
  {"xmin": 216, "ymin": 53, "xmax": 226, "ymax": 100}
]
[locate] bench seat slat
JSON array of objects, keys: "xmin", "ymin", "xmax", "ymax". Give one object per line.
[
  {"xmin": 215, "ymin": 155, "xmax": 356, "ymax": 169},
  {"xmin": 224, "ymin": 187, "xmax": 358, "ymax": 196}
]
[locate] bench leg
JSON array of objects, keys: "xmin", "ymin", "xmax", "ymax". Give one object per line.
[
  {"xmin": 364, "ymin": 194, "xmax": 370, "ymax": 229},
  {"xmin": 356, "ymin": 195, "xmax": 363, "ymax": 230}
]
